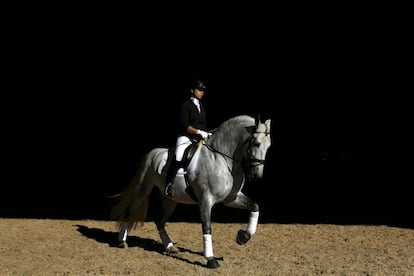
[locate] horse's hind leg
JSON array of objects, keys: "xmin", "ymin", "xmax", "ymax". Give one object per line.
[
  {"xmin": 113, "ymin": 177, "xmax": 154, "ymax": 249},
  {"xmin": 154, "ymin": 197, "xmax": 179, "ymax": 254},
  {"xmin": 223, "ymin": 192, "xmax": 259, "ymax": 245},
  {"xmin": 118, "ymin": 221, "xmax": 129, "ymax": 248}
]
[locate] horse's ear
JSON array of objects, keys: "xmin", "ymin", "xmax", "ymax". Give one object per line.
[
  {"xmin": 265, "ymin": 119, "xmax": 271, "ymax": 130},
  {"xmin": 255, "ymin": 113, "xmax": 261, "ymax": 126}
]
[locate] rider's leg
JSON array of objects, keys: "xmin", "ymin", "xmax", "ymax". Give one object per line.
[{"xmin": 165, "ymin": 136, "xmax": 191, "ymax": 196}]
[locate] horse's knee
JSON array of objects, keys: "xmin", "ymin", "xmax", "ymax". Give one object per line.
[{"xmin": 250, "ymin": 202, "xmax": 259, "ymax": 212}]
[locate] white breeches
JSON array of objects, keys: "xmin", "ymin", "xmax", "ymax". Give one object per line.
[{"xmin": 175, "ymin": 136, "xmax": 192, "ymax": 161}]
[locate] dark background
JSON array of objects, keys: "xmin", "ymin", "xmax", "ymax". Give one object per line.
[{"xmin": 2, "ymin": 2, "xmax": 412, "ymax": 228}]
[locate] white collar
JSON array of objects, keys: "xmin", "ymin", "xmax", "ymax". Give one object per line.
[{"xmin": 190, "ymin": 97, "xmax": 200, "ymax": 106}]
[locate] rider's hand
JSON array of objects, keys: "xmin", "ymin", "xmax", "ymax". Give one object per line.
[{"xmin": 197, "ymin": 129, "xmax": 209, "ymax": 139}]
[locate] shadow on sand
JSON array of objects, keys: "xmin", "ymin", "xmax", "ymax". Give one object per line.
[{"xmin": 74, "ymin": 224, "xmax": 222, "ymax": 268}]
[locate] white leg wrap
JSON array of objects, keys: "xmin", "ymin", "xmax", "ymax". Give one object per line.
[
  {"xmin": 118, "ymin": 222, "xmax": 128, "ymax": 242},
  {"xmin": 159, "ymin": 228, "xmax": 173, "ymax": 249},
  {"xmin": 203, "ymin": 234, "xmax": 214, "ymax": 258},
  {"xmin": 246, "ymin": 211, "xmax": 259, "ymax": 235}
]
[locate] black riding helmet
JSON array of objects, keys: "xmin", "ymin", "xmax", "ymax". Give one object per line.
[{"xmin": 191, "ymin": 80, "xmax": 207, "ymax": 91}]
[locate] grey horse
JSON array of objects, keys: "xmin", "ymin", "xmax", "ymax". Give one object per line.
[{"xmin": 110, "ymin": 114, "xmax": 272, "ymax": 268}]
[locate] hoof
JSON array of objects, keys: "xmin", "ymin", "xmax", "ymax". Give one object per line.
[
  {"xmin": 206, "ymin": 257, "xmax": 220, "ymax": 269},
  {"xmin": 236, "ymin": 230, "xmax": 251, "ymax": 245},
  {"xmin": 118, "ymin": 241, "xmax": 128, "ymax": 248},
  {"xmin": 166, "ymin": 245, "xmax": 180, "ymax": 254}
]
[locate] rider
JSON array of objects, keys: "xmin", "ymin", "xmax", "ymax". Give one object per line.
[{"xmin": 164, "ymin": 80, "xmax": 212, "ymax": 197}]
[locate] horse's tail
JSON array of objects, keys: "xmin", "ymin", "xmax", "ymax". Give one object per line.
[{"xmin": 110, "ymin": 156, "xmax": 151, "ymax": 232}]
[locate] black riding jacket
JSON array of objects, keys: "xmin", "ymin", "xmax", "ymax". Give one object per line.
[{"xmin": 179, "ymin": 98, "xmax": 207, "ymax": 141}]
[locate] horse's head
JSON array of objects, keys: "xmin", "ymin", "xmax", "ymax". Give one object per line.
[{"xmin": 243, "ymin": 118, "xmax": 272, "ymax": 181}]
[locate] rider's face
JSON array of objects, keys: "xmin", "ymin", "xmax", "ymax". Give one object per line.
[{"xmin": 193, "ymin": 88, "xmax": 205, "ymax": 100}]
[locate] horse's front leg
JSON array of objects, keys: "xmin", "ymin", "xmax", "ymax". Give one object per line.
[
  {"xmin": 199, "ymin": 196, "xmax": 220, "ymax": 269},
  {"xmin": 223, "ymin": 192, "xmax": 259, "ymax": 245}
]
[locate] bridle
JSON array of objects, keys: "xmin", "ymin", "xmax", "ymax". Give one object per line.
[
  {"xmin": 203, "ymin": 130, "xmax": 270, "ymax": 169},
  {"xmin": 243, "ymin": 130, "xmax": 270, "ymax": 168}
]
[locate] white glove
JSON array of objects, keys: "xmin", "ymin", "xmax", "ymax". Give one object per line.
[{"xmin": 197, "ymin": 129, "xmax": 209, "ymax": 139}]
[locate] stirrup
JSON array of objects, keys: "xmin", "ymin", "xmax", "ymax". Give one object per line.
[{"xmin": 165, "ymin": 183, "xmax": 174, "ymax": 197}]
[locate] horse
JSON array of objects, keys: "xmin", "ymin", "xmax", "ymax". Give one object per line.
[{"xmin": 110, "ymin": 114, "xmax": 272, "ymax": 268}]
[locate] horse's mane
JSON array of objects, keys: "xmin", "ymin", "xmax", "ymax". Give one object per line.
[{"xmin": 209, "ymin": 115, "xmax": 255, "ymax": 150}]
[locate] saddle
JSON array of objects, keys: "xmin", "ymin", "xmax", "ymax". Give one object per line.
[
  {"xmin": 164, "ymin": 140, "xmax": 200, "ymax": 201},
  {"xmin": 166, "ymin": 140, "xmax": 198, "ymax": 176}
]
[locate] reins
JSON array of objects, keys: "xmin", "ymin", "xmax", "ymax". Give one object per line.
[
  {"xmin": 203, "ymin": 142, "xmax": 239, "ymax": 163},
  {"xmin": 203, "ymin": 130, "xmax": 270, "ymax": 167}
]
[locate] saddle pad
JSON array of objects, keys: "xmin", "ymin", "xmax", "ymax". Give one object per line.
[{"xmin": 157, "ymin": 151, "xmax": 185, "ymax": 176}]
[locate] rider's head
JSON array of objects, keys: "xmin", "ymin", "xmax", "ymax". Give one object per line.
[
  {"xmin": 190, "ymin": 80, "xmax": 207, "ymax": 99},
  {"xmin": 191, "ymin": 80, "xmax": 207, "ymax": 92}
]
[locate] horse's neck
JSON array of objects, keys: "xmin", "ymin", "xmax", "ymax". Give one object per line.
[{"xmin": 211, "ymin": 131, "xmax": 245, "ymax": 159}]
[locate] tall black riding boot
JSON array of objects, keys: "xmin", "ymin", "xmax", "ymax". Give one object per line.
[{"xmin": 164, "ymin": 159, "xmax": 180, "ymax": 197}]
